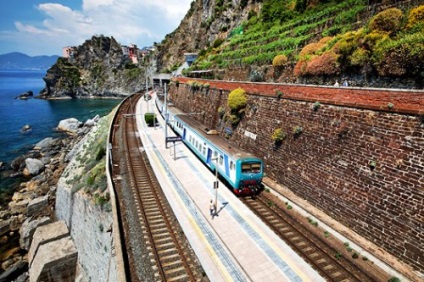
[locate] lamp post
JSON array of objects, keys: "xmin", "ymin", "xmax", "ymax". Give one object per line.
[
  {"xmin": 211, "ymin": 157, "xmax": 219, "ymax": 213},
  {"xmin": 164, "ymin": 83, "xmax": 168, "ymax": 148}
]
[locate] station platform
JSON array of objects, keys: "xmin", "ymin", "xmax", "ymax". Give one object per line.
[{"xmin": 135, "ymin": 94, "xmax": 325, "ymax": 282}]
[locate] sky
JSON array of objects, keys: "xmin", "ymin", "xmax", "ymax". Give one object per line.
[{"xmin": 0, "ymin": 0, "xmax": 193, "ymax": 56}]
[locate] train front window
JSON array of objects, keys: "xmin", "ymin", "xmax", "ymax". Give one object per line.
[{"xmin": 241, "ymin": 162, "xmax": 261, "ymax": 173}]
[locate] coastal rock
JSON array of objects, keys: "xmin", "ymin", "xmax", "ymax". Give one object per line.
[
  {"xmin": 19, "ymin": 217, "xmax": 51, "ymax": 250},
  {"xmin": 0, "ymin": 219, "xmax": 11, "ymax": 237},
  {"xmin": 11, "ymin": 152, "xmax": 42, "ymax": 172},
  {"xmin": 33, "ymin": 137, "xmax": 55, "ymax": 151},
  {"xmin": 9, "ymin": 199, "xmax": 30, "ymax": 215},
  {"xmin": 24, "ymin": 158, "xmax": 45, "ymax": 176},
  {"xmin": 15, "ymin": 90, "xmax": 33, "ymax": 100},
  {"xmin": 84, "ymin": 114, "xmax": 100, "ymax": 127},
  {"xmin": 84, "ymin": 119, "xmax": 95, "ymax": 127},
  {"xmin": 21, "ymin": 124, "xmax": 32, "ymax": 133},
  {"xmin": 27, "ymin": 195, "xmax": 49, "ymax": 217},
  {"xmin": 0, "ymin": 260, "xmax": 28, "ymax": 282},
  {"xmin": 57, "ymin": 118, "xmax": 81, "ymax": 134}
]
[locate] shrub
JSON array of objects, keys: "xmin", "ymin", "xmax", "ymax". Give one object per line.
[
  {"xmin": 299, "ymin": 37, "xmax": 333, "ymax": 58},
  {"xmin": 272, "ymin": 54, "xmax": 288, "ymax": 67},
  {"xmin": 350, "ymin": 48, "xmax": 371, "ymax": 66},
  {"xmin": 272, "ymin": 128, "xmax": 286, "ymax": 143},
  {"xmin": 332, "ymin": 32, "xmax": 360, "ymax": 57},
  {"xmin": 144, "ymin": 113, "xmax": 157, "ymax": 127},
  {"xmin": 213, "ymin": 38, "xmax": 225, "ymax": 48},
  {"xmin": 305, "ymin": 51, "xmax": 340, "ymax": 76},
  {"xmin": 276, "ymin": 90, "xmax": 283, "ymax": 99},
  {"xmin": 228, "ymin": 88, "xmax": 247, "ymax": 112},
  {"xmin": 293, "ymin": 126, "xmax": 303, "ymax": 135},
  {"xmin": 229, "ymin": 114, "xmax": 240, "ymax": 125},
  {"xmin": 95, "ymin": 146, "xmax": 106, "ymax": 161},
  {"xmin": 375, "ymin": 39, "xmax": 424, "ymax": 77},
  {"xmin": 407, "ymin": 5, "xmax": 424, "ymax": 29},
  {"xmin": 293, "ymin": 59, "xmax": 308, "ymax": 77},
  {"xmin": 313, "ymin": 102, "xmax": 321, "ymax": 111},
  {"xmin": 369, "ymin": 8, "xmax": 404, "ymax": 34}
]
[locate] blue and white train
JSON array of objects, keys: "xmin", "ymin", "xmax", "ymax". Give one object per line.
[{"xmin": 156, "ymin": 97, "xmax": 264, "ymax": 196}]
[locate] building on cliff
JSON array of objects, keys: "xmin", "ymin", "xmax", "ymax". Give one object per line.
[
  {"xmin": 62, "ymin": 47, "xmax": 75, "ymax": 59},
  {"xmin": 122, "ymin": 44, "xmax": 139, "ymax": 64}
]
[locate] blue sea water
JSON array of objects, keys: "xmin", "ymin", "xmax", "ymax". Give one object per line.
[{"xmin": 0, "ymin": 70, "xmax": 121, "ymax": 201}]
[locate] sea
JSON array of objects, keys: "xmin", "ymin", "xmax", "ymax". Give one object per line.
[{"xmin": 0, "ymin": 69, "xmax": 121, "ymax": 205}]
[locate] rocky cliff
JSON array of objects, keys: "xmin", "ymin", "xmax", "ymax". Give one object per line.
[
  {"xmin": 155, "ymin": 0, "xmax": 262, "ymax": 73},
  {"xmin": 39, "ymin": 35, "xmax": 146, "ymax": 99}
]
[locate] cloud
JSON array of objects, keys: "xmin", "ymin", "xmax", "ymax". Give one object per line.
[
  {"xmin": 1, "ymin": 0, "xmax": 192, "ymax": 55},
  {"xmin": 83, "ymin": 0, "xmax": 114, "ymax": 11},
  {"xmin": 15, "ymin": 22, "xmax": 52, "ymax": 35}
]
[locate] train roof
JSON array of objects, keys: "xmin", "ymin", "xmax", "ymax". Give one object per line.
[{"xmin": 173, "ymin": 111, "xmax": 258, "ymax": 160}]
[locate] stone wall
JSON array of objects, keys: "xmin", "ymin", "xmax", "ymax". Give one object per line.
[
  {"xmin": 169, "ymin": 78, "xmax": 424, "ymax": 274},
  {"xmin": 55, "ymin": 118, "xmax": 117, "ymax": 281}
]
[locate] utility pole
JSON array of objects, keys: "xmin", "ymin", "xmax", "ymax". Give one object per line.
[
  {"xmin": 212, "ymin": 157, "xmax": 219, "ymax": 213},
  {"xmin": 164, "ymin": 83, "xmax": 168, "ymax": 149}
]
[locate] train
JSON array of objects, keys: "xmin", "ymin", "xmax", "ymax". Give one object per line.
[{"xmin": 155, "ymin": 95, "xmax": 264, "ymax": 196}]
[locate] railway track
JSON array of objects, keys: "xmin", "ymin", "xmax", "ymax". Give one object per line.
[
  {"xmin": 241, "ymin": 194, "xmax": 386, "ymax": 282},
  {"xmin": 111, "ymin": 94, "xmax": 206, "ymax": 282}
]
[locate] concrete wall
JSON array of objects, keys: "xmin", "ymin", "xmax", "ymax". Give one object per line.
[{"xmin": 169, "ymin": 78, "xmax": 424, "ymax": 274}]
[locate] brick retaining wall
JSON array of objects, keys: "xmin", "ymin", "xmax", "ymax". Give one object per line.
[{"xmin": 170, "ymin": 78, "xmax": 424, "ymax": 274}]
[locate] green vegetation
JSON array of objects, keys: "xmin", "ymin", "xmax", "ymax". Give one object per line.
[
  {"xmin": 56, "ymin": 57, "xmax": 81, "ymax": 93},
  {"xmin": 312, "ymin": 102, "xmax": 321, "ymax": 111},
  {"xmin": 190, "ymin": 0, "xmax": 368, "ymax": 71},
  {"xmin": 186, "ymin": 0, "xmax": 423, "ymax": 83},
  {"xmin": 293, "ymin": 126, "xmax": 303, "ymax": 135},
  {"xmin": 226, "ymin": 88, "xmax": 248, "ymax": 126},
  {"xmin": 144, "ymin": 113, "xmax": 157, "ymax": 127},
  {"xmin": 63, "ymin": 112, "xmax": 114, "ymax": 209},
  {"xmin": 307, "ymin": 217, "xmax": 319, "ymax": 227},
  {"xmin": 294, "ymin": 6, "xmax": 424, "ymax": 79},
  {"xmin": 124, "ymin": 63, "xmax": 142, "ymax": 79},
  {"xmin": 272, "ymin": 128, "xmax": 286, "ymax": 143}
]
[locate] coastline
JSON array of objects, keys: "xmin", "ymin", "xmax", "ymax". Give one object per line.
[{"xmin": 0, "ymin": 114, "xmax": 100, "ymax": 279}]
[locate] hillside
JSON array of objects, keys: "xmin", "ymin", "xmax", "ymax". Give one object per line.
[
  {"xmin": 154, "ymin": 0, "xmax": 424, "ymax": 88},
  {"xmin": 38, "ymin": 36, "xmax": 146, "ymax": 99},
  {"xmin": 0, "ymin": 52, "xmax": 59, "ymax": 70}
]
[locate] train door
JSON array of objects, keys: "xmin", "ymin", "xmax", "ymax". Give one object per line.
[
  {"xmin": 206, "ymin": 148, "xmax": 212, "ymax": 166},
  {"xmin": 224, "ymin": 155, "xmax": 230, "ymax": 176}
]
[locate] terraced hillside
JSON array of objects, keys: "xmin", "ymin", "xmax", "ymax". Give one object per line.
[{"xmin": 155, "ymin": 0, "xmax": 423, "ymax": 88}]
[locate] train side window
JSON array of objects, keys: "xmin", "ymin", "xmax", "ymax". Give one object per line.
[
  {"xmin": 213, "ymin": 151, "xmax": 218, "ymax": 158},
  {"xmin": 230, "ymin": 161, "xmax": 235, "ymax": 170},
  {"xmin": 219, "ymin": 155, "xmax": 223, "ymax": 165}
]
